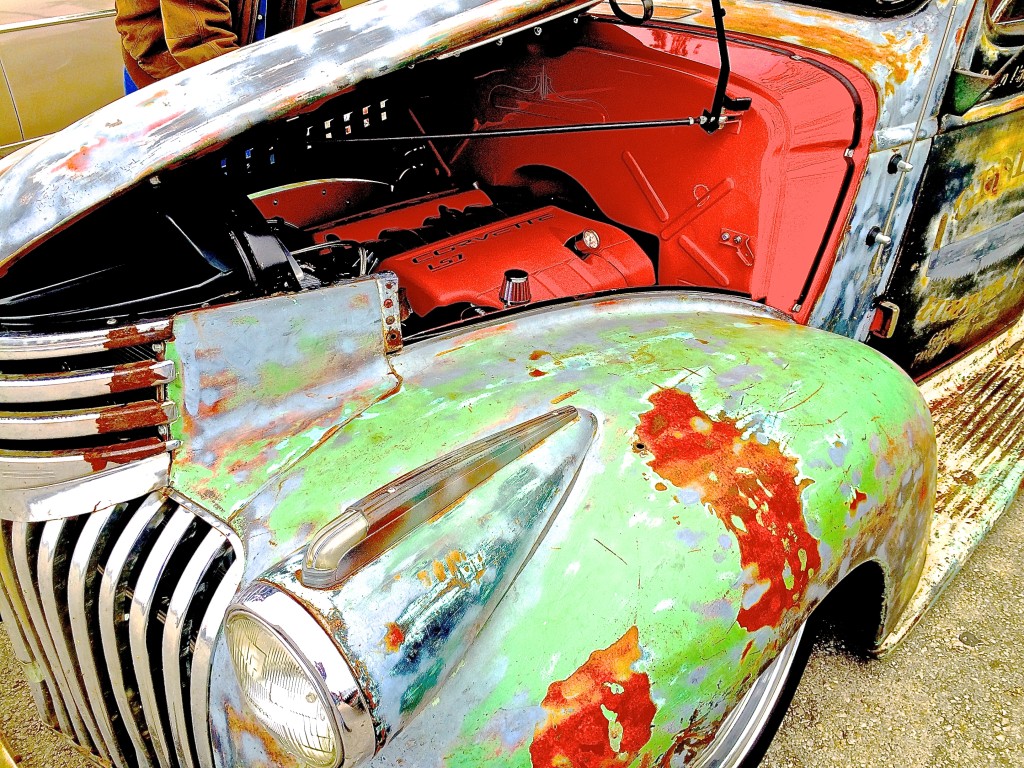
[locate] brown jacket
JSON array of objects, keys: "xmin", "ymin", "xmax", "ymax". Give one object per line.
[{"xmin": 116, "ymin": 0, "xmax": 346, "ymax": 87}]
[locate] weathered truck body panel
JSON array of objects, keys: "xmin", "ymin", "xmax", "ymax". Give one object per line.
[
  {"xmin": 0, "ymin": 0, "xmax": 1022, "ymax": 766},
  {"xmin": 162, "ymin": 284, "xmax": 934, "ymax": 765}
]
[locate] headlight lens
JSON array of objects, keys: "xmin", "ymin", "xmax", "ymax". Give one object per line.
[{"xmin": 226, "ymin": 612, "xmax": 341, "ymax": 768}]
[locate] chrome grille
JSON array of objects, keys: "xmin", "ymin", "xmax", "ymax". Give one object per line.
[
  {"xmin": 0, "ymin": 491, "xmax": 242, "ymax": 768},
  {"xmin": 0, "ymin": 322, "xmax": 178, "ymax": 498}
]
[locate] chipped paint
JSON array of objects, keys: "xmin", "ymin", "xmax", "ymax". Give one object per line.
[
  {"xmin": 167, "ymin": 276, "xmax": 401, "ymax": 519},
  {"xmin": 4, "ymin": 0, "xmax": 1020, "ymax": 765},
  {"xmin": 871, "ymin": 107, "xmax": 1024, "ymax": 376},
  {"xmin": 195, "ymin": 291, "xmax": 934, "ymax": 766},
  {"xmin": 635, "ymin": 388, "xmax": 821, "ymax": 632},
  {"xmin": 530, "ymin": 626, "xmax": 656, "ymax": 768}
]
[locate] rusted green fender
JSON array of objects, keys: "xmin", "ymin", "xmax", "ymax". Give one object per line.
[{"xmin": 167, "ymin": 287, "xmax": 934, "ymax": 767}]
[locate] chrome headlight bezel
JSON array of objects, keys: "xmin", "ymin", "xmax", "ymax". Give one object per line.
[{"xmin": 225, "ymin": 582, "xmax": 376, "ymax": 768}]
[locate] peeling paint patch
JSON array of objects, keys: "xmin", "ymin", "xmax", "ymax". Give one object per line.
[
  {"xmin": 636, "ymin": 388, "xmax": 821, "ymax": 631},
  {"xmin": 225, "ymin": 703, "xmax": 300, "ymax": 768},
  {"xmin": 384, "ymin": 622, "xmax": 406, "ymax": 653},
  {"xmin": 530, "ymin": 626, "xmax": 656, "ymax": 768}
]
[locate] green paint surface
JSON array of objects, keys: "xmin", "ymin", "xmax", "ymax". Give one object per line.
[{"xmin": 184, "ymin": 293, "xmax": 933, "ymax": 766}]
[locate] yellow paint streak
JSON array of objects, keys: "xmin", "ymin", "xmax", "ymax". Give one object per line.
[{"xmin": 551, "ymin": 389, "xmax": 580, "ymax": 405}]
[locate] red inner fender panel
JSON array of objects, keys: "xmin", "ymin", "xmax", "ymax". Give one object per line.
[{"xmin": 447, "ymin": 20, "xmax": 876, "ymax": 319}]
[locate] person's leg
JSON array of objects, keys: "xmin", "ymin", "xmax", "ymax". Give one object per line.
[{"xmin": 124, "ymin": 68, "xmax": 140, "ymax": 95}]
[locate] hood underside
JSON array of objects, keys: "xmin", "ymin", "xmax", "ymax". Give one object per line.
[{"xmin": 0, "ymin": 0, "xmax": 596, "ymax": 269}]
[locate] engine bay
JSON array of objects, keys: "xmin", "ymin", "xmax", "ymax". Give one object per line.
[
  {"xmin": 257, "ymin": 187, "xmax": 656, "ymax": 327},
  {"xmin": 0, "ymin": 13, "xmax": 876, "ymax": 334}
]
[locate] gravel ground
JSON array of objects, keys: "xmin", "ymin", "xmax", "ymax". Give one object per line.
[
  {"xmin": 764, "ymin": 493, "xmax": 1024, "ymax": 768},
  {"xmin": 2, "ymin": 495, "xmax": 1022, "ymax": 767}
]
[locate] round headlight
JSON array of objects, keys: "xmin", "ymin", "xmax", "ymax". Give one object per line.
[{"xmin": 226, "ymin": 611, "xmax": 342, "ymax": 768}]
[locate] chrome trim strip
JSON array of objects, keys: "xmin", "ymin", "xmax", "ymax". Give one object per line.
[
  {"xmin": 163, "ymin": 530, "xmax": 225, "ymax": 768},
  {"xmin": 99, "ymin": 494, "xmax": 165, "ymax": 767},
  {"xmin": 0, "ymin": 321, "xmax": 171, "ymax": 360},
  {"xmin": 67, "ymin": 506, "xmax": 129, "ymax": 768},
  {"xmin": 0, "ymin": 9, "xmax": 116, "ymax": 35},
  {"xmin": 191, "ymin": 557, "xmax": 243, "ymax": 768},
  {"xmin": 303, "ymin": 406, "xmax": 579, "ymax": 588},
  {"xmin": 128, "ymin": 508, "xmax": 193, "ymax": 768},
  {"xmin": 0, "ymin": 441, "xmax": 174, "ymax": 493},
  {"xmin": 37, "ymin": 518, "xmax": 105, "ymax": 757},
  {"xmin": 0, "ymin": 452, "xmax": 170, "ymax": 522},
  {"xmin": 0, "ymin": 556, "xmax": 53, "ymax": 725},
  {"xmin": 10, "ymin": 522, "xmax": 87, "ymax": 742},
  {"xmin": 0, "ymin": 360, "xmax": 175, "ymax": 404},
  {"xmin": 0, "ymin": 400, "xmax": 177, "ymax": 441}
]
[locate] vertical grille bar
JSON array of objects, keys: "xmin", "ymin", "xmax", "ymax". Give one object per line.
[
  {"xmin": 37, "ymin": 517, "xmax": 108, "ymax": 759},
  {"xmin": 129, "ymin": 508, "xmax": 196, "ymax": 768},
  {"xmin": 0, "ymin": 521, "xmax": 65, "ymax": 731},
  {"xmin": 0, "ymin": 556, "xmax": 55, "ymax": 726},
  {"xmin": 99, "ymin": 494, "xmax": 168, "ymax": 768},
  {"xmin": 191, "ymin": 556, "xmax": 244, "ymax": 768},
  {"xmin": 4, "ymin": 487, "xmax": 244, "ymax": 768},
  {"xmin": 68, "ymin": 505, "xmax": 131, "ymax": 768},
  {"xmin": 162, "ymin": 530, "xmax": 227, "ymax": 768},
  {"xmin": 10, "ymin": 521, "xmax": 89, "ymax": 744},
  {"xmin": 0, "ymin": 320, "xmax": 243, "ymax": 768}
]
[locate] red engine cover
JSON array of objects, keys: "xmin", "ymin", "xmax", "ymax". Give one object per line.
[{"xmin": 374, "ymin": 205, "xmax": 655, "ymax": 316}]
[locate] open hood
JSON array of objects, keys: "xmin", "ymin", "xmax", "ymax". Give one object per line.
[{"xmin": 0, "ymin": 0, "xmax": 595, "ymax": 268}]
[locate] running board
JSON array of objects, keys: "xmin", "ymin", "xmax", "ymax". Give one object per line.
[{"xmin": 878, "ymin": 317, "xmax": 1024, "ymax": 653}]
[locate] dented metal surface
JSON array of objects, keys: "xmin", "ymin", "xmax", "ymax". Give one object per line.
[
  {"xmin": 182, "ymin": 291, "xmax": 935, "ymax": 766},
  {"xmin": 2, "ymin": 0, "xmax": 1024, "ymax": 765},
  {"xmin": 167, "ymin": 275, "xmax": 402, "ymax": 520},
  {"xmin": 0, "ymin": 0, "xmax": 597, "ymax": 267}
]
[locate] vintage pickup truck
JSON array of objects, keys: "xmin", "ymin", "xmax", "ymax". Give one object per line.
[{"xmin": 0, "ymin": 0, "xmax": 1022, "ymax": 765}]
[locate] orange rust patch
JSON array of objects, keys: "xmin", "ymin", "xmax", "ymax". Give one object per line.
[
  {"xmin": 383, "ymin": 622, "xmax": 405, "ymax": 653},
  {"xmin": 529, "ymin": 369, "xmax": 548, "ymax": 378},
  {"xmin": 531, "ymin": 626, "xmax": 656, "ymax": 768},
  {"xmin": 108, "ymin": 361, "xmax": 169, "ymax": 393},
  {"xmin": 225, "ymin": 703, "xmax": 301, "ymax": 767},
  {"xmin": 849, "ymin": 488, "xmax": 868, "ymax": 514},
  {"xmin": 436, "ymin": 345, "xmax": 466, "ymax": 357},
  {"xmin": 103, "ymin": 323, "xmax": 171, "ymax": 350},
  {"xmin": 529, "ymin": 350, "xmax": 550, "ymax": 361},
  {"xmin": 56, "ymin": 138, "xmax": 107, "ymax": 173},
  {"xmin": 636, "ymin": 389, "xmax": 821, "ymax": 631},
  {"xmin": 660, "ymin": 708, "xmax": 717, "ymax": 768},
  {"xmin": 550, "ymin": 389, "xmax": 579, "ymax": 405},
  {"xmin": 690, "ymin": 6, "xmax": 925, "ymax": 98},
  {"xmin": 81, "ymin": 437, "xmax": 166, "ymax": 472},
  {"xmin": 138, "ymin": 88, "xmax": 170, "ymax": 107},
  {"xmin": 95, "ymin": 401, "xmax": 170, "ymax": 434},
  {"xmin": 654, "ymin": 482, "xmax": 668, "ymax": 492}
]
